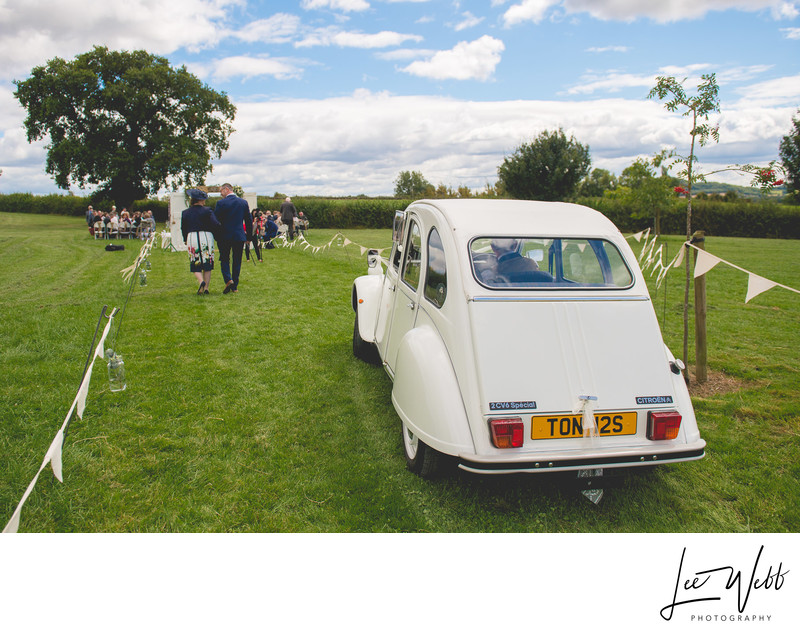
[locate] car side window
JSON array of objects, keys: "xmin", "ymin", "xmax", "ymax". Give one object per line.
[
  {"xmin": 391, "ymin": 242, "xmax": 402, "ymax": 270},
  {"xmin": 401, "ymin": 219, "xmax": 422, "ymax": 291},
  {"xmin": 391, "ymin": 210, "xmax": 405, "ymax": 270},
  {"xmin": 424, "ymin": 227, "xmax": 447, "ymax": 308}
]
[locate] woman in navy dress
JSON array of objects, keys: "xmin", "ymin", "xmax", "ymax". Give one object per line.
[{"xmin": 181, "ymin": 189, "xmax": 222, "ymax": 295}]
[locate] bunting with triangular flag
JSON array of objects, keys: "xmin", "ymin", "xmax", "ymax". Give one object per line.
[
  {"xmin": 693, "ymin": 249, "xmax": 723, "ymax": 278},
  {"xmin": 3, "ymin": 308, "xmax": 118, "ymax": 533},
  {"xmin": 628, "ymin": 233, "xmax": 799, "ymax": 303},
  {"xmin": 745, "ymin": 274, "xmax": 779, "ymax": 303}
]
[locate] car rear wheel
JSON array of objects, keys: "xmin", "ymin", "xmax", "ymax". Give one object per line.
[
  {"xmin": 402, "ymin": 421, "xmax": 441, "ymax": 478},
  {"xmin": 353, "ymin": 311, "xmax": 381, "ymax": 365}
]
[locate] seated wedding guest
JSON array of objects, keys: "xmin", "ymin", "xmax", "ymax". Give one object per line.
[
  {"xmin": 297, "ymin": 211, "xmax": 309, "ymax": 233},
  {"xmin": 97, "ymin": 212, "xmax": 109, "ymax": 238},
  {"xmin": 118, "ymin": 210, "xmax": 131, "ymax": 237},
  {"xmin": 254, "ymin": 209, "xmax": 266, "ymax": 239},
  {"xmin": 264, "ymin": 213, "xmax": 279, "ymax": 248},
  {"xmin": 140, "ymin": 210, "xmax": 155, "ymax": 238}
]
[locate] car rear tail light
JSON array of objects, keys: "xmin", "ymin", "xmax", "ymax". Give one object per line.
[
  {"xmin": 489, "ymin": 417, "xmax": 524, "ymax": 448},
  {"xmin": 647, "ymin": 411, "xmax": 682, "ymax": 440}
]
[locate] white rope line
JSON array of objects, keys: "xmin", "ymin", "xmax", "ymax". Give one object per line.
[
  {"xmin": 3, "ymin": 309, "xmax": 118, "ymax": 533},
  {"xmin": 628, "ymin": 230, "xmax": 800, "ymax": 301}
]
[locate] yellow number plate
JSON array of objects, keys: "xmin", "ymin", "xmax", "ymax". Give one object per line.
[{"xmin": 531, "ymin": 412, "xmax": 637, "ymax": 440}]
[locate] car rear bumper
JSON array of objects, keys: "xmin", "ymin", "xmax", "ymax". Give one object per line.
[{"xmin": 456, "ymin": 440, "xmax": 706, "ymax": 474}]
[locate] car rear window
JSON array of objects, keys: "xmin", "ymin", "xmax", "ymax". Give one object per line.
[{"xmin": 470, "ymin": 237, "xmax": 633, "ymax": 289}]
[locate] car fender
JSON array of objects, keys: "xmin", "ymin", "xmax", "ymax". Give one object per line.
[
  {"xmin": 352, "ymin": 275, "xmax": 383, "ymax": 343},
  {"xmin": 392, "ymin": 325, "xmax": 474, "ymax": 456},
  {"xmin": 663, "ymin": 344, "xmax": 703, "ymax": 444}
]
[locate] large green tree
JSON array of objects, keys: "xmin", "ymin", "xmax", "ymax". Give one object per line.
[
  {"xmin": 14, "ymin": 46, "xmax": 236, "ymax": 209},
  {"xmin": 779, "ymin": 109, "xmax": 800, "ymax": 203},
  {"xmin": 617, "ymin": 153, "xmax": 675, "ymax": 234},
  {"xmin": 394, "ymin": 170, "xmax": 432, "ymax": 197},
  {"xmin": 576, "ymin": 167, "xmax": 618, "ymax": 197},
  {"xmin": 497, "ymin": 128, "xmax": 590, "ymax": 201}
]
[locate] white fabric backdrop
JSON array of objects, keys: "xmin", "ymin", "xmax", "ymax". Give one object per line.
[{"xmin": 168, "ymin": 192, "xmax": 258, "ymax": 253}]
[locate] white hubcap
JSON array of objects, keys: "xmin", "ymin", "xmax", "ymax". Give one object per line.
[{"xmin": 403, "ymin": 424, "xmax": 418, "ymax": 459}]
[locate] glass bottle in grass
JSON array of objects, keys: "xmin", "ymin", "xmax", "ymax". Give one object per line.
[{"xmin": 105, "ymin": 349, "xmax": 126, "ymax": 392}]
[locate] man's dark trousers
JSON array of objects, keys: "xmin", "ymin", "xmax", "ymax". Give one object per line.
[
  {"xmin": 213, "ymin": 191, "xmax": 252, "ymax": 292},
  {"xmin": 218, "ymin": 238, "xmax": 245, "ymax": 290}
]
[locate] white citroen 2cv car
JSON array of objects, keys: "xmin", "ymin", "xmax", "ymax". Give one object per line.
[{"xmin": 352, "ymin": 199, "xmax": 705, "ymax": 479}]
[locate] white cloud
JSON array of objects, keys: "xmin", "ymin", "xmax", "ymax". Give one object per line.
[
  {"xmin": 205, "ymin": 90, "xmax": 796, "ymax": 195},
  {"xmin": 296, "ymin": 27, "xmax": 423, "ymax": 48},
  {"xmin": 0, "ymin": 86, "xmax": 44, "ymax": 165},
  {"xmin": 503, "ymin": 1, "xmax": 800, "ymax": 26},
  {"xmin": 301, "ymin": 0, "xmax": 370, "ymax": 12},
  {"xmin": 782, "ymin": 27, "xmax": 800, "ymax": 38},
  {"xmin": 731, "ymin": 73, "xmax": 800, "ymax": 107},
  {"xmin": 0, "ymin": 0, "xmax": 239, "ymax": 81},
  {"xmin": 564, "ymin": 70, "xmax": 658, "ymax": 95},
  {"xmin": 772, "ymin": 2, "xmax": 799, "ymax": 18},
  {"xmin": 234, "ymin": 14, "xmax": 303, "ymax": 44},
  {"xmin": 400, "ymin": 35, "xmax": 505, "ymax": 81},
  {"xmin": 375, "ymin": 49, "xmax": 438, "ymax": 61},
  {"xmin": 715, "ymin": 65, "xmax": 773, "ymax": 84},
  {"xmin": 3, "ymin": 86, "xmax": 794, "ymax": 196},
  {"xmin": 332, "ymin": 31, "xmax": 424, "ymax": 48},
  {"xmin": 657, "ymin": 63, "xmax": 714, "ymax": 76},
  {"xmin": 564, "ymin": 64, "xmax": 775, "ymax": 96},
  {"xmin": 585, "ymin": 46, "xmax": 630, "ymax": 53},
  {"xmin": 502, "ymin": 0, "xmax": 560, "ymax": 26},
  {"xmin": 198, "ymin": 56, "xmax": 306, "ymax": 82},
  {"xmin": 453, "ymin": 11, "xmax": 485, "ymax": 31}
]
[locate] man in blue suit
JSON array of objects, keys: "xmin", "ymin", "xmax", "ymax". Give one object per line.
[{"xmin": 213, "ymin": 183, "xmax": 253, "ymax": 294}]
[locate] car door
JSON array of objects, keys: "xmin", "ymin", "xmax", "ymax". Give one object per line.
[
  {"xmin": 374, "ymin": 211, "xmax": 406, "ymax": 354},
  {"xmin": 383, "ymin": 216, "xmax": 423, "ymax": 375}
]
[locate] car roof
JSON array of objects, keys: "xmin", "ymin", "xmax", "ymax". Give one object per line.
[{"xmin": 408, "ymin": 199, "xmax": 624, "ymax": 241}]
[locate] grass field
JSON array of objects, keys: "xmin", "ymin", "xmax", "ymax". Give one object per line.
[{"xmin": 1, "ymin": 212, "xmax": 798, "ymax": 532}]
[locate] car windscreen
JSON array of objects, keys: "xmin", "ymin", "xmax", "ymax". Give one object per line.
[{"xmin": 470, "ymin": 237, "xmax": 634, "ymax": 289}]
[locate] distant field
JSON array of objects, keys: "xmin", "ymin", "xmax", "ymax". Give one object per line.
[{"xmin": 1, "ymin": 212, "xmax": 798, "ymax": 532}]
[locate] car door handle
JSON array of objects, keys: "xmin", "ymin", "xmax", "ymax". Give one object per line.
[{"xmin": 406, "ymin": 302, "xmax": 416, "ymax": 310}]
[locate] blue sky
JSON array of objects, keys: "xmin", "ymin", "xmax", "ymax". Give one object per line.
[{"xmin": 1, "ymin": 0, "xmax": 799, "ymax": 196}]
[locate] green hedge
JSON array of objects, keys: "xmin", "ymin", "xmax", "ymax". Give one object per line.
[
  {"xmin": 577, "ymin": 197, "xmax": 800, "ymax": 239},
  {"xmin": 0, "ymin": 193, "xmax": 169, "ymax": 222},
  {"xmin": 0, "ymin": 193, "xmax": 88, "ymax": 217},
  {"xmin": 4, "ymin": 192, "xmax": 799, "ymax": 238},
  {"xmin": 255, "ymin": 197, "xmax": 410, "ymax": 229}
]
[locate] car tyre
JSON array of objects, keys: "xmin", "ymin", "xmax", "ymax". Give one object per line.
[
  {"xmin": 401, "ymin": 421, "xmax": 441, "ymax": 478},
  {"xmin": 353, "ymin": 311, "xmax": 381, "ymax": 365}
]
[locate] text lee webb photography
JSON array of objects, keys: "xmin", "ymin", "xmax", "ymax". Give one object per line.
[{"xmin": 657, "ymin": 543, "xmax": 790, "ymax": 626}]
